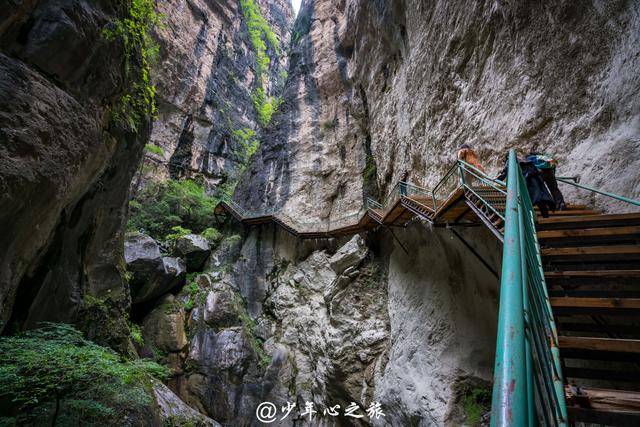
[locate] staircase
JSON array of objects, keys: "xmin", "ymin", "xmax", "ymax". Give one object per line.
[
  {"xmin": 538, "ymin": 211, "xmax": 640, "ymax": 426},
  {"xmin": 216, "ymin": 152, "xmax": 640, "ymax": 425}
]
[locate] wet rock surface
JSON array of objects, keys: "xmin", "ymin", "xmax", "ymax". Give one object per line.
[{"xmin": 152, "ymin": 379, "xmax": 221, "ymax": 426}]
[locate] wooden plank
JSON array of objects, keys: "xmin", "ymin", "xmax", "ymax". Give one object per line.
[
  {"xmin": 558, "ymin": 322, "xmax": 640, "ymax": 335},
  {"xmin": 539, "ymin": 226, "xmax": 640, "ymax": 240},
  {"xmin": 559, "ymin": 336, "xmax": 640, "ymax": 353},
  {"xmin": 541, "ymin": 245, "xmax": 640, "ymax": 257},
  {"xmin": 551, "ymin": 297, "xmax": 640, "ymax": 309},
  {"xmin": 538, "ymin": 209, "xmax": 602, "ymax": 217},
  {"xmin": 568, "ymin": 407, "xmax": 640, "ymax": 427},
  {"xmin": 545, "ymin": 270, "xmax": 640, "ymax": 278},
  {"xmin": 566, "ymin": 386, "xmax": 640, "ymax": 413},
  {"xmin": 538, "ymin": 213, "xmax": 640, "ymax": 226}
]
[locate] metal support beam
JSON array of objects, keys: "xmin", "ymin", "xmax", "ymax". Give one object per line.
[{"xmin": 449, "ymin": 228, "xmax": 499, "ymax": 279}]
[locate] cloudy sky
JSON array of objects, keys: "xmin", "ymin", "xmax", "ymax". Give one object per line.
[{"xmin": 291, "ymin": 0, "xmax": 301, "ymax": 15}]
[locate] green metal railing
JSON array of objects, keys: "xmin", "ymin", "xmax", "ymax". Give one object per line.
[
  {"xmin": 491, "ymin": 150, "xmax": 567, "ymax": 427},
  {"xmin": 557, "ymin": 177, "xmax": 640, "ymax": 208}
]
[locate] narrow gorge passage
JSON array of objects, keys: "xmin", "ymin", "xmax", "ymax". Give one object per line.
[{"xmin": 1, "ymin": 1, "xmax": 639, "ymax": 426}]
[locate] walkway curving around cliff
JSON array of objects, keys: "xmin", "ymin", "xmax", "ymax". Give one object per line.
[
  {"xmin": 215, "ymin": 158, "xmax": 640, "ymax": 426},
  {"xmin": 214, "ymin": 160, "xmax": 601, "ymax": 241}
]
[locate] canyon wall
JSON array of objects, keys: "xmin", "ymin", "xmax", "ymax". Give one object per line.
[
  {"xmin": 145, "ymin": 0, "xmax": 293, "ymax": 193},
  {"xmin": 342, "ymin": 0, "xmax": 640, "ymax": 212},
  {"xmin": 0, "ymin": 0, "xmax": 149, "ymax": 346},
  {"xmin": 240, "ymin": 0, "xmax": 640, "ymax": 218}
]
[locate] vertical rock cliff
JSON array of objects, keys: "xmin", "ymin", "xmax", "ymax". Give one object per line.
[
  {"xmin": 145, "ymin": 0, "xmax": 293, "ymax": 193},
  {"xmin": 0, "ymin": 1, "xmax": 150, "ymax": 347}
]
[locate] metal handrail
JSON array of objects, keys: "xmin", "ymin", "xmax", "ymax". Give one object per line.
[
  {"xmin": 557, "ymin": 177, "xmax": 640, "ymax": 207},
  {"xmin": 491, "ymin": 149, "xmax": 567, "ymax": 427}
]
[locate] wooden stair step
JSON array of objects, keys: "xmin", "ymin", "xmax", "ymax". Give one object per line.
[
  {"xmin": 537, "ymin": 213, "xmax": 640, "ymax": 230},
  {"xmin": 537, "ymin": 209, "xmax": 602, "ymax": 217},
  {"xmin": 538, "ymin": 226, "xmax": 640, "ymax": 240},
  {"xmin": 551, "ymin": 297, "xmax": 640, "ymax": 310},
  {"xmin": 545, "ymin": 270, "xmax": 640, "ymax": 279},
  {"xmin": 541, "ymin": 245, "xmax": 640, "ymax": 259},
  {"xmin": 567, "ymin": 387, "xmax": 640, "ymax": 426},
  {"xmin": 559, "ymin": 336, "xmax": 640, "ymax": 353},
  {"xmin": 558, "ymin": 322, "xmax": 640, "ymax": 336}
]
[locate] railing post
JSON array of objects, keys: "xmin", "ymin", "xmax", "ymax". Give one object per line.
[{"xmin": 491, "ymin": 149, "xmax": 528, "ymax": 426}]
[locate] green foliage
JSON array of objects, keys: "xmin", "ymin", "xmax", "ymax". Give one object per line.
[
  {"xmin": 201, "ymin": 228, "xmax": 223, "ymax": 246},
  {"xmin": 0, "ymin": 323, "xmax": 168, "ymax": 425},
  {"xmin": 239, "ymin": 0, "xmax": 279, "ymax": 78},
  {"xmin": 165, "ymin": 225, "xmax": 192, "ymax": 242},
  {"xmin": 239, "ymin": 0, "xmax": 282, "ymax": 126},
  {"xmin": 321, "ymin": 118, "xmax": 337, "ymax": 131},
  {"xmin": 144, "ymin": 143, "xmax": 164, "ymax": 156},
  {"xmin": 103, "ymin": 0, "xmax": 162, "ymax": 132},
  {"xmin": 363, "ymin": 153, "xmax": 377, "ymax": 182},
  {"xmin": 251, "ymin": 88, "xmax": 282, "ymax": 127},
  {"xmin": 183, "ymin": 282, "xmax": 199, "ymax": 312},
  {"xmin": 232, "ymin": 127, "xmax": 260, "ymax": 162},
  {"xmin": 127, "ymin": 179, "xmax": 217, "ymax": 241},
  {"xmin": 232, "ymin": 295, "xmax": 271, "ymax": 369},
  {"xmin": 129, "ymin": 322, "xmax": 144, "ymax": 347},
  {"xmin": 461, "ymin": 386, "xmax": 491, "ymax": 425}
]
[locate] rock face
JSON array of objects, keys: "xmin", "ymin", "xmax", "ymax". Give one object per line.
[
  {"xmin": 152, "ymin": 379, "xmax": 220, "ymax": 427},
  {"xmin": 125, "ymin": 234, "xmax": 187, "ymax": 304},
  {"xmin": 174, "ymin": 234, "xmax": 211, "ymax": 271},
  {"xmin": 144, "ymin": 0, "xmax": 293, "ymax": 192},
  {"xmin": 341, "ymin": 0, "xmax": 640, "ymax": 212},
  {"xmin": 0, "ymin": 1, "xmax": 148, "ymax": 338},
  {"xmin": 236, "ymin": 0, "xmax": 376, "ymax": 220},
  {"xmin": 239, "ymin": 0, "xmax": 640, "ymax": 218},
  {"xmin": 374, "ymin": 224, "xmax": 500, "ymax": 425},
  {"xmin": 162, "ymin": 230, "xmax": 390, "ymax": 425}
]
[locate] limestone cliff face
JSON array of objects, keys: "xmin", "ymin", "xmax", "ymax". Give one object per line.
[
  {"xmin": 0, "ymin": 1, "xmax": 148, "ymax": 344},
  {"xmin": 239, "ymin": 0, "xmax": 640, "ymax": 217},
  {"xmin": 343, "ymin": 0, "xmax": 640, "ymax": 211},
  {"xmin": 146, "ymin": 0, "xmax": 293, "ymax": 191},
  {"xmin": 235, "ymin": 0, "xmax": 376, "ymax": 221}
]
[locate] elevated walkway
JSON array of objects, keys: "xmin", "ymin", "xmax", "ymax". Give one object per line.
[{"xmin": 215, "ymin": 157, "xmax": 640, "ymax": 426}]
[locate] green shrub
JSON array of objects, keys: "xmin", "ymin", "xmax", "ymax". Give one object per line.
[
  {"xmin": 232, "ymin": 127, "xmax": 260, "ymax": 162},
  {"xmin": 144, "ymin": 143, "xmax": 164, "ymax": 156},
  {"xmin": 165, "ymin": 225, "xmax": 192, "ymax": 242},
  {"xmin": 201, "ymin": 228, "xmax": 223, "ymax": 245},
  {"xmin": 462, "ymin": 386, "xmax": 491, "ymax": 425},
  {"xmin": 239, "ymin": 0, "xmax": 282, "ymax": 126},
  {"xmin": 103, "ymin": 0, "xmax": 162, "ymax": 132},
  {"xmin": 0, "ymin": 323, "xmax": 168, "ymax": 425},
  {"xmin": 251, "ymin": 88, "xmax": 282, "ymax": 127},
  {"xmin": 129, "ymin": 322, "xmax": 144, "ymax": 347},
  {"xmin": 127, "ymin": 179, "xmax": 217, "ymax": 241}
]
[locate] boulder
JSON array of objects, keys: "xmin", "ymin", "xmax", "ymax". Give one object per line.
[
  {"xmin": 175, "ymin": 234, "xmax": 211, "ymax": 271},
  {"xmin": 152, "ymin": 379, "xmax": 221, "ymax": 426},
  {"xmin": 125, "ymin": 233, "xmax": 162, "ymax": 268},
  {"xmin": 329, "ymin": 235, "xmax": 368, "ymax": 275},
  {"xmin": 125, "ymin": 234, "xmax": 187, "ymax": 303},
  {"xmin": 203, "ymin": 286, "xmax": 239, "ymax": 328},
  {"xmin": 142, "ymin": 295, "xmax": 188, "ymax": 353}
]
